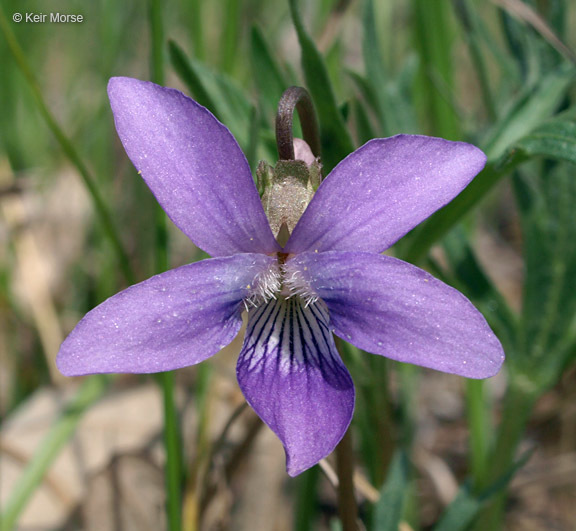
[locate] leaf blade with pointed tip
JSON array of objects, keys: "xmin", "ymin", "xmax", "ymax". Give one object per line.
[
  {"xmin": 434, "ymin": 451, "xmax": 531, "ymax": 531},
  {"xmin": 372, "ymin": 451, "xmax": 410, "ymax": 531},
  {"xmin": 516, "ymin": 120, "xmax": 576, "ymax": 164},
  {"xmin": 288, "ymin": 0, "xmax": 354, "ymax": 172}
]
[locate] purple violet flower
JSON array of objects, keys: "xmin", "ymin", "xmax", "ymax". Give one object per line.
[{"xmin": 57, "ymin": 77, "xmax": 505, "ymax": 476}]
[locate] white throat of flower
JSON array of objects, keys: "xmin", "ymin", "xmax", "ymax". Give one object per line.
[{"xmin": 244, "ymin": 256, "xmax": 318, "ymax": 310}]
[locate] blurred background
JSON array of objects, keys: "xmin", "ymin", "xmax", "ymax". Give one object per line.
[{"xmin": 1, "ymin": 0, "xmax": 576, "ymax": 529}]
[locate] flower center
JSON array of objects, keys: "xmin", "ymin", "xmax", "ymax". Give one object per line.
[{"xmin": 245, "ymin": 254, "xmax": 318, "ymax": 310}]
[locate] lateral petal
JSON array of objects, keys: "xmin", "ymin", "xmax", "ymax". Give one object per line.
[
  {"xmin": 285, "ymin": 135, "xmax": 486, "ymax": 253},
  {"xmin": 57, "ymin": 254, "xmax": 275, "ymax": 375},
  {"xmin": 108, "ymin": 77, "xmax": 279, "ymax": 257},
  {"xmin": 288, "ymin": 252, "xmax": 505, "ymax": 378},
  {"xmin": 237, "ymin": 297, "xmax": 355, "ymax": 476}
]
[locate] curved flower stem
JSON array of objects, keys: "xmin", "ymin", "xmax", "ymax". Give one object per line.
[
  {"xmin": 335, "ymin": 428, "xmax": 360, "ymax": 531},
  {"xmin": 275, "ymin": 86, "xmax": 321, "ymax": 160}
]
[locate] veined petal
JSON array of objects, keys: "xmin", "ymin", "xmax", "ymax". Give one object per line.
[
  {"xmin": 288, "ymin": 252, "xmax": 505, "ymax": 378},
  {"xmin": 57, "ymin": 253, "xmax": 275, "ymax": 376},
  {"xmin": 285, "ymin": 135, "xmax": 486, "ymax": 254},
  {"xmin": 237, "ymin": 297, "xmax": 355, "ymax": 476},
  {"xmin": 108, "ymin": 77, "xmax": 279, "ymax": 257}
]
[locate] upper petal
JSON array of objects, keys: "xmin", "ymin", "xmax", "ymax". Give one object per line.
[
  {"xmin": 57, "ymin": 253, "xmax": 275, "ymax": 375},
  {"xmin": 108, "ymin": 77, "xmax": 279, "ymax": 257},
  {"xmin": 285, "ymin": 135, "xmax": 486, "ymax": 254},
  {"xmin": 237, "ymin": 297, "xmax": 355, "ymax": 476},
  {"xmin": 288, "ymin": 252, "xmax": 505, "ymax": 378}
]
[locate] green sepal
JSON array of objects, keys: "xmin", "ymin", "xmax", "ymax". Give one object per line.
[{"xmin": 257, "ymin": 158, "xmax": 322, "ymax": 244}]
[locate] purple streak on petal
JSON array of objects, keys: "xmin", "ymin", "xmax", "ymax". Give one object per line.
[
  {"xmin": 57, "ymin": 253, "xmax": 275, "ymax": 376},
  {"xmin": 108, "ymin": 77, "xmax": 279, "ymax": 257},
  {"xmin": 237, "ymin": 297, "xmax": 355, "ymax": 476},
  {"xmin": 285, "ymin": 135, "xmax": 486, "ymax": 254},
  {"xmin": 288, "ymin": 252, "xmax": 505, "ymax": 378}
]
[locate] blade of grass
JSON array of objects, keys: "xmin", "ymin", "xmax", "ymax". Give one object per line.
[
  {"xmin": 150, "ymin": 0, "xmax": 170, "ymax": 277},
  {"xmin": 246, "ymin": 105, "xmax": 260, "ymax": 171},
  {"xmin": 471, "ymin": 380, "xmax": 538, "ymax": 531},
  {"xmin": 483, "ymin": 66, "xmax": 574, "ymax": 160},
  {"xmin": 372, "ymin": 451, "xmax": 410, "ymax": 531},
  {"xmin": 221, "ymin": 0, "xmax": 241, "ymax": 74},
  {"xmin": 188, "ymin": 0, "xmax": 204, "ymax": 61},
  {"xmin": 434, "ymin": 449, "xmax": 531, "ymax": 531},
  {"xmin": 250, "ymin": 26, "xmax": 289, "ymax": 117},
  {"xmin": 361, "ymin": 0, "xmax": 411, "ymax": 136},
  {"xmin": 288, "ymin": 0, "xmax": 354, "ymax": 172},
  {"xmin": 351, "ymin": 98, "xmax": 377, "ymax": 145},
  {"xmin": 0, "ymin": 376, "xmax": 110, "ymax": 531},
  {"xmin": 516, "ymin": 119, "xmax": 576, "ymax": 164},
  {"xmin": 466, "ymin": 379, "xmax": 491, "ymax": 485},
  {"xmin": 150, "ymin": 0, "xmax": 165, "ymax": 86},
  {"xmin": 155, "ymin": 371, "xmax": 183, "ymax": 531},
  {"xmin": 169, "ymin": 40, "xmax": 253, "ymax": 149},
  {"xmin": 454, "ymin": 0, "xmax": 497, "ymax": 121},
  {"xmin": 0, "ymin": 7, "xmax": 134, "ymax": 284},
  {"xmin": 295, "ymin": 467, "xmax": 320, "ymax": 531},
  {"xmin": 169, "ymin": 39, "xmax": 220, "ymax": 114},
  {"xmin": 149, "ymin": 6, "xmax": 182, "ymax": 530},
  {"xmin": 412, "ymin": 0, "xmax": 461, "ymax": 139}
]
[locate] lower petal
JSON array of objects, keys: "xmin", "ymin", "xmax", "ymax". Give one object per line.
[
  {"xmin": 236, "ymin": 297, "xmax": 355, "ymax": 476},
  {"xmin": 288, "ymin": 252, "xmax": 505, "ymax": 379},
  {"xmin": 57, "ymin": 253, "xmax": 275, "ymax": 375}
]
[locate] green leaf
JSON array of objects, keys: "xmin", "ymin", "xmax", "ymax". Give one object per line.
[
  {"xmin": 169, "ymin": 40, "xmax": 254, "ymax": 150},
  {"xmin": 288, "ymin": 0, "xmax": 354, "ymax": 172},
  {"xmin": 401, "ymin": 149, "xmax": 528, "ymax": 264},
  {"xmin": 411, "ymin": 0, "xmax": 461, "ymax": 139},
  {"xmin": 434, "ymin": 451, "xmax": 531, "ymax": 531},
  {"xmin": 362, "ymin": 0, "xmax": 387, "ymax": 90},
  {"xmin": 250, "ymin": 26, "xmax": 289, "ymax": 117},
  {"xmin": 0, "ymin": 8, "xmax": 134, "ymax": 284},
  {"xmin": 220, "ymin": 0, "xmax": 241, "ymax": 74},
  {"xmin": 358, "ymin": 0, "xmax": 419, "ymax": 136},
  {"xmin": 516, "ymin": 120, "xmax": 576, "ymax": 164},
  {"xmin": 246, "ymin": 105, "xmax": 260, "ymax": 171},
  {"xmin": 372, "ymin": 451, "xmax": 410, "ymax": 531},
  {"xmin": 512, "ymin": 159, "xmax": 576, "ymax": 389},
  {"xmin": 294, "ymin": 466, "xmax": 320, "ymax": 531},
  {"xmin": 361, "ymin": 0, "xmax": 391, "ymax": 135},
  {"xmin": 453, "ymin": 0, "xmax": 497, "ymax": 121},
  {"xmin": 401, "ymin": 72, "xmax": 575, "ymax": 264},
  {"xmin": 483, "ymin": 66, "xmax": 575, "ymax": 160},
  {"xmin": 442, "ymin": 227, "xmax": 517, "ymax": 351},
  {"xmin": 352, "ymin": 97, "xmax": 377, "ymax": 145},
  {"xmin": 169, "ymin": 39, "xmax": 219, "ymax": 115}
]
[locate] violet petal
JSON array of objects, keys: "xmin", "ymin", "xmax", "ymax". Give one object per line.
[
  {"xmin": 108, "ymin": 77, "xmax": 279, "ymax": 257},
  {"xmin": 237, "ymin": 297, "xmax": 355, "ymax": 476},
  {"xmin": 285, "ymin": 135, "xmax": 486, "ymax": 254},
  {"xmin": 57, "ymin": 253, "xmax": 275, "ymax": 375},
  {"xmin": 287, "ymin": 252, "xmax": 505, "ymax": 378}
]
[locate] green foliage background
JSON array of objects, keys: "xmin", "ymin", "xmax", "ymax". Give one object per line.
[{"xmin": 1, "ymin": 0, "xmax": 575, "ymax": 529}]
